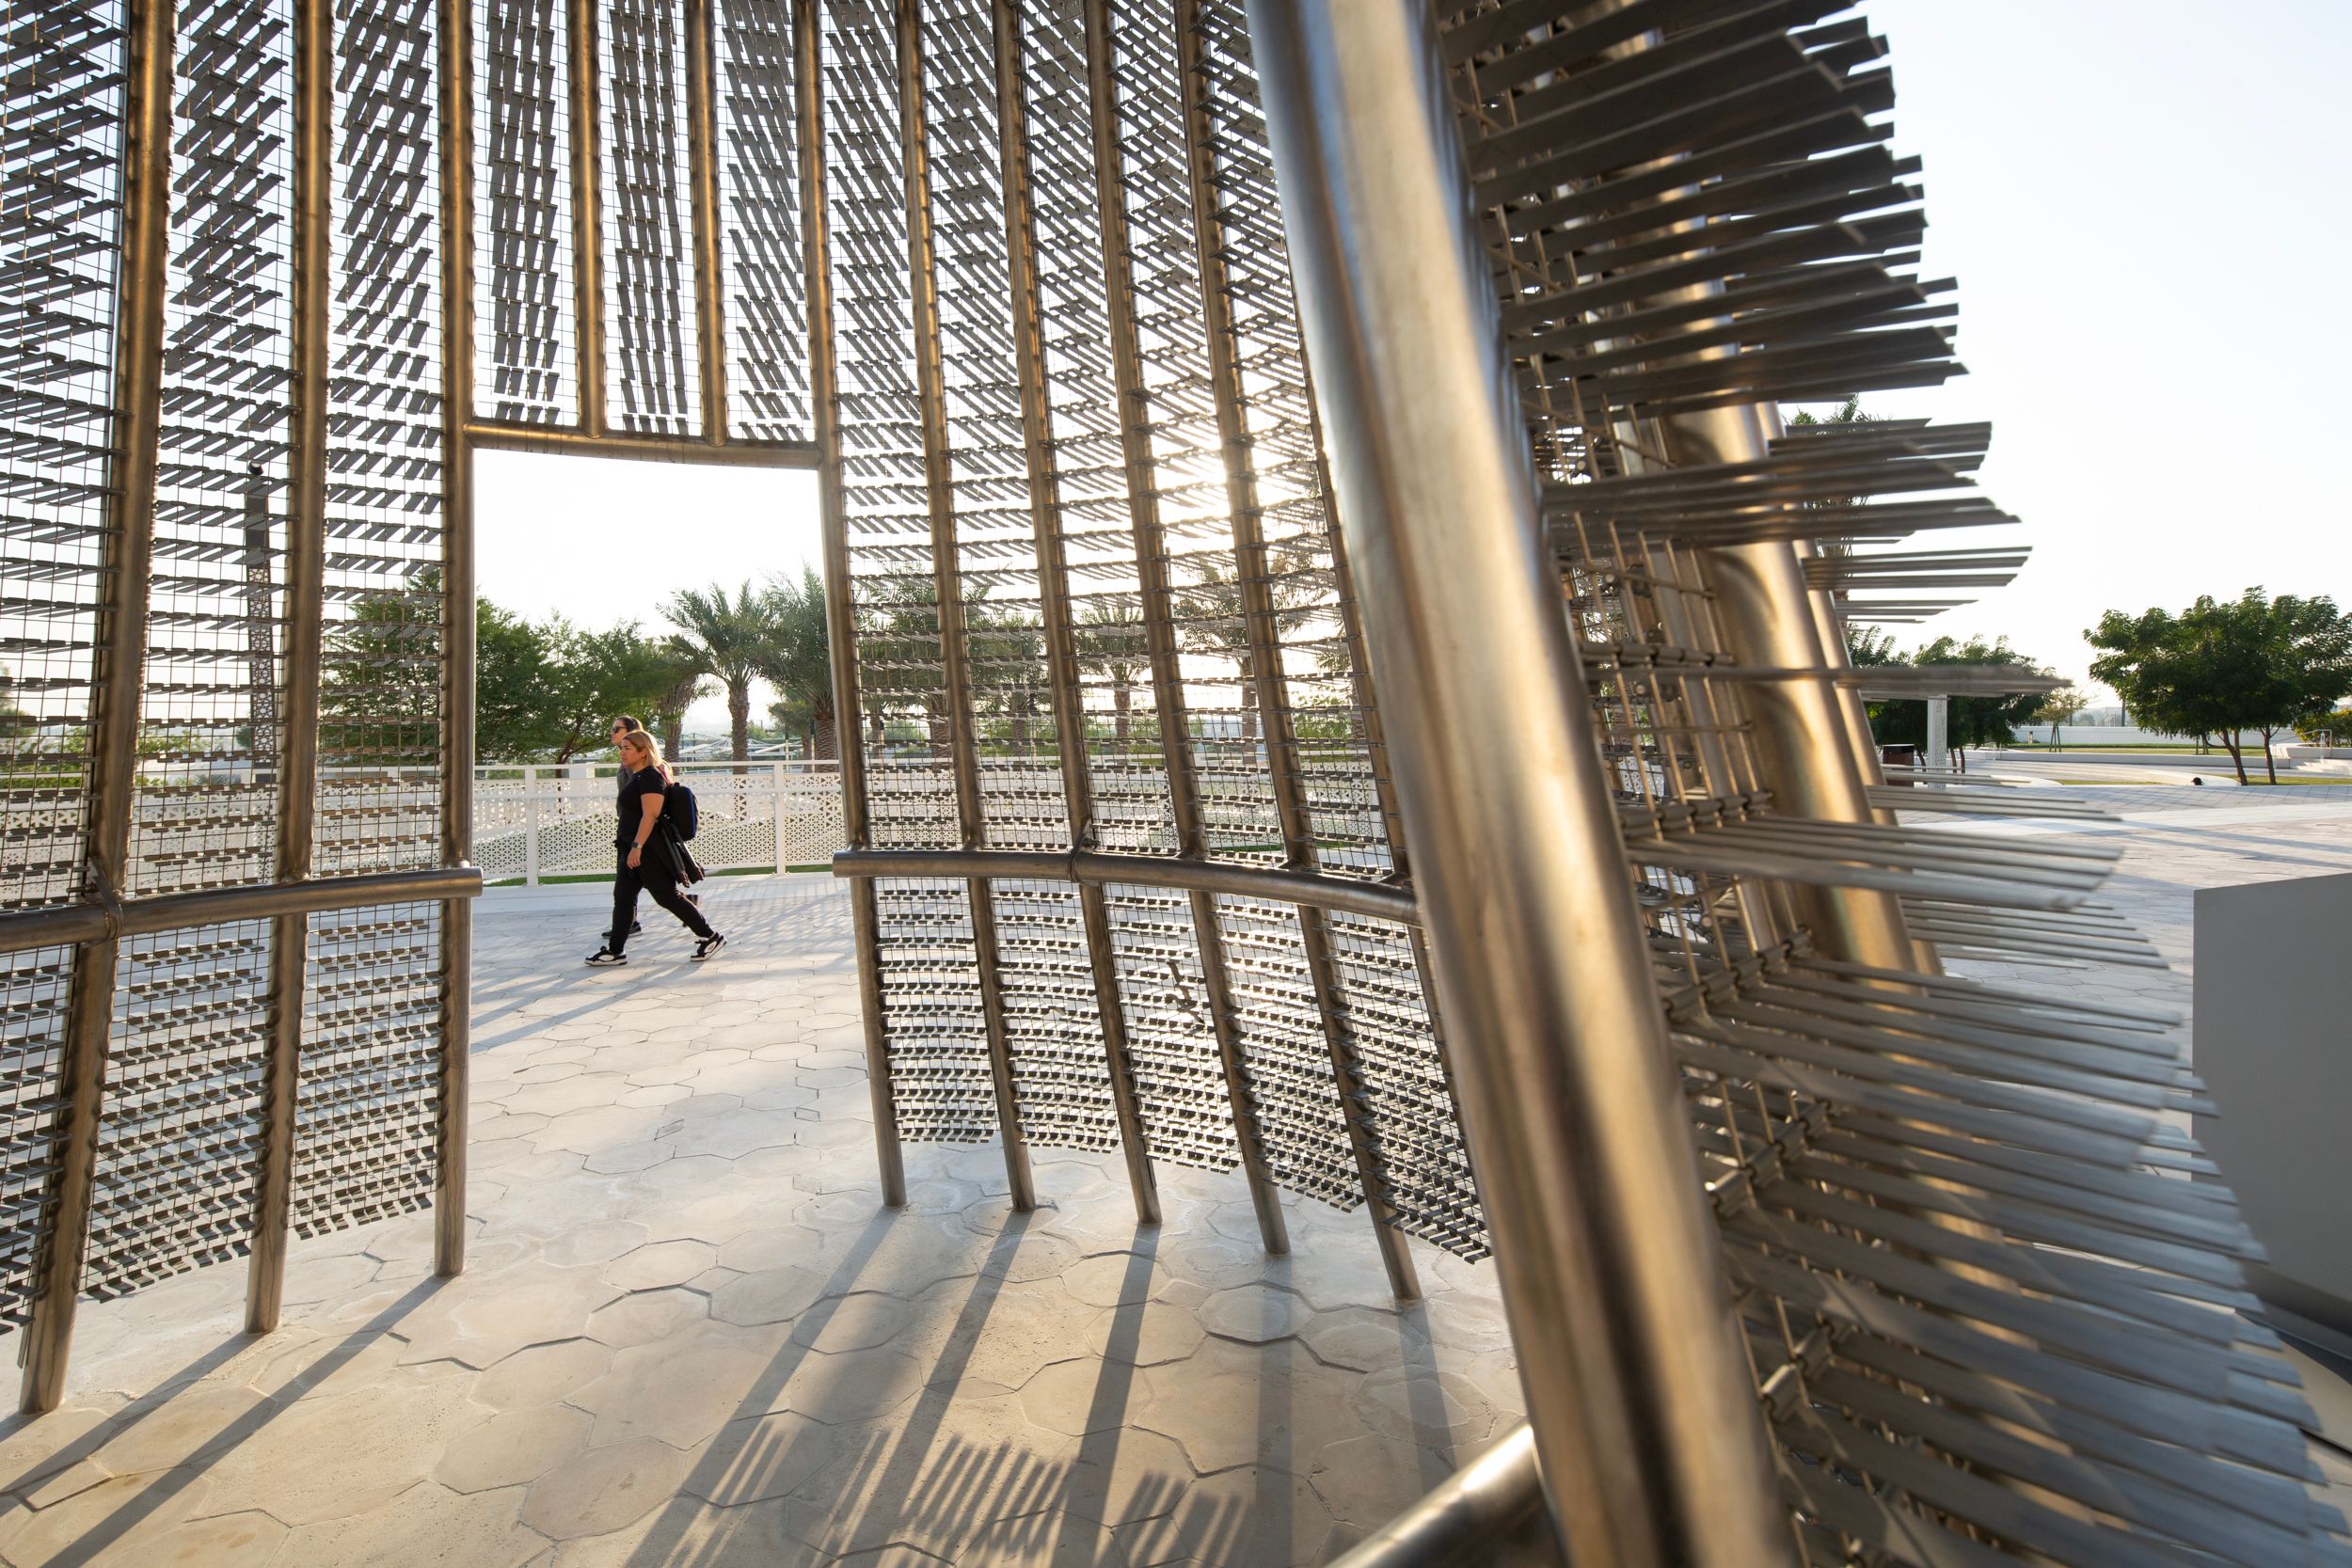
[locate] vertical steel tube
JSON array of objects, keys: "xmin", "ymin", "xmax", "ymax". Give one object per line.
[
  {"xmin": 796, "ymin": 0, "xmax": 903, "ymax": 1205},
  {"xmin": 684, "ymin": 0, "xmax": 727, "ymax": 444},
  {"xmin": 893, "ymin": 0, "xmax": 1032, "ymax": 1210},
  {"xmin": 246, "ymin": 0, "xmax": 334, "ymax": 1335},
  {"xmin": 1244, "ymin": 3, "xmax": 1788, "ymax": 1563},
  {"xmin": 1669, "ymin": 404, "xmax": 1916, "ymax": 971},
  {"xmin": 989, "ymin": 0, "xmax": 1158, "ymax": 1224},
  {"xmin": 1080, "ymin": 0, "xmax": 1285, "ymax": 1255},
  {"xmin": 566, "ymin": 0, "xmax": 607, "ymax": 434},
  {"xmin": 436, "ymin": 0, "xmax": 480, "ymax": 1278},
  {"xmin": 19, "ymin": 0, "xmax": 178, "ymax": 1417},
  {"xmin": 1172, "ymin": 0, "xmax": 1415, "ymax": 1300}
]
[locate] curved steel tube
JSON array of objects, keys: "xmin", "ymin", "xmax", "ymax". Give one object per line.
[{"xmin": 831, "ymin": 847, "xmax": 1422, "ymax": 927}]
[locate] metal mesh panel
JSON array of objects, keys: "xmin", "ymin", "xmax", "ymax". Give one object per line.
[
  {"xmin": 316, "ymin": 0, "xmax": 444, "ymax": 880},
  {"xmin": 133, "ymin": 0, "xmax": 297, "ymax": 899},
  {"xmin": 601, "ymin": 0, "xmax": 697, "ymax": 433},
  {"xmin": 474, "ymin": 0, "xmax": 575, "ymax": 423},
  {"xmin": 714, "ymin": 0, "xmax": 807, "ymax": 441},
  {"xmin": 293, "ymin": 900, "xmax": 439, "ymax": 1233},
  {"xmin": 85, "ymin": 921, "xmax": 271, "ymax": 1299},
  {"xmin": 0, "ymin": 0, "xmax": 124, "ymax": 1327}
]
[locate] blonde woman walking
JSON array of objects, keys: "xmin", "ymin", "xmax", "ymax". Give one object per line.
[{"xmin": 586, "ymin": 731, "xmax": 725, "ymax": 966}]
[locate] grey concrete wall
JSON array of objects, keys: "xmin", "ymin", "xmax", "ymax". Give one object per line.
[{"xmin": 2194, "ymin": 872, "xmax": 2352, "ymax": 1345}]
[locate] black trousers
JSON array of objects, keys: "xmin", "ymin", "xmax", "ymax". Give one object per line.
[{"xmin": 608, "ymin": 842, "xmax": 713, "ymax": 954}]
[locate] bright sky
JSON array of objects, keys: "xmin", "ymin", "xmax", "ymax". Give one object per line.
[
  {"xmin": 475, "ymin": 450, "xmax": 821, "ymax": 736},
  {"xmin": 1827, "ymin": 0, "xmax": 2352, "ymax": 698},
  {"xmin": 477, "ymin": 1, "xmax": 2352, "ymax": 714}
]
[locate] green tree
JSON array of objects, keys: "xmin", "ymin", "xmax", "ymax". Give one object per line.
[
  {"xmin": 2295, "ymin": 706, "xmax": 2352, "ymax": 747},
  {"xmin": 320, "ymin": 570, "xmax": 442, "ymax": 765},
  {"xmin": 755, "ymin": 566, "xmax": 837, "ymax": 760},
  {"xmin": 2090, "ymin": 589, "xmax": 2352, "ymax": 784},
  {"xmin": 2031, "ymin": 688, "xmax": 2089, "ymax": 746},
  {"xmin": 662, "ymin": 581, "xmax": 781, "ymax": 763},
  {"xmin": 537, "ymin": 620, "xmax": 681, "ymax": 763},
  {"xmin": 474, "ymin": 600, "xmax": 564, "ymax": 761}
]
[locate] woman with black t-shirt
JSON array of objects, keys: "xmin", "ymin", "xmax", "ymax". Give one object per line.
[{"xmin": 586, "ymin": 731, "xmax": 725, "ymax": 966}]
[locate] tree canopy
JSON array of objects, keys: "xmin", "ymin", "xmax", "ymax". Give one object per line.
[
  {"xmin": 1844, "ymin": 627, "xmax": 2051, "ymax": 754},
  {"xmin": 2089, "ymin": 588, "xmax": 2352, "ymax": 784}
]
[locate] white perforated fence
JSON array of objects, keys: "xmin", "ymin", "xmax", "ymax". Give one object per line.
[{"xmin": 473, "ymin": 761, "xmax": 849, "ymax": 884}]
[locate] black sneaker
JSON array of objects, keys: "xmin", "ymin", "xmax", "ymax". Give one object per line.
[
  {"xmin": 691, "ymin": 934, "xmax": 726, "ymax": 962},
  {"xmin": 585, "ymin": 947, "xmax": 628, "ymax": 967},
  {"xmin": 632, "ymin": 919, "xmax": 644, "ymax": 933}
]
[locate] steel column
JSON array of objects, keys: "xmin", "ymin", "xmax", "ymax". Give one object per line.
[
  {"xmin": 1171, "ymin": 0, "xmax": 1416, "ymax": 1299},
  {"xmin": 436, "ymin": 0, "xmax": 480, "ymax": 1279},
  {"xmin": 797, "ymin": 0, "xmax": 902, "ymax": 1205},
  {"xmin": 684, "ymin": 0, "xmax": 727, "ymax": 444},
  {"xmin": 18, "ymin": 0, "xmax": 177, "ymax": 1417},
  {"xmin": 1244, "ymin": 1, "xmax": 1788, "ymax": 1561},
  {"xmin": 1080, "ymin": 0, "xmax": 1285, "ymax": 1255},
  {"xmin": 566, "ymin": 0, "xmax": 607, "ymax": 433},
  {"xmin": 1675, "ymin": 404, "xmax": 1917, "ymax": 972},
  {"xmin": 246, "ymin": 0, "xmax": 334, "ymax": 1335},
  {"xmin": 989, "ymin": 0, "xmax": 1157, "ymax": 1224}
]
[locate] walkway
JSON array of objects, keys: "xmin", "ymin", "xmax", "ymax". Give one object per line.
[{"xmin": 0, "ymin": 876, "xmax": 1524, "ymax": 1566}]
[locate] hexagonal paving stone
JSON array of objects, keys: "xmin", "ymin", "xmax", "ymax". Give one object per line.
[
  {"xmin": 574, "ymin": 1336, "xmax": 781, "ymax": 1448},
  {"xmin": 602, "ymin": 1238, "xmax": 720, "ymax": 1291},
  {"xmin": 784, "ymin": 1345, "xmax": 927, "ymax": 1426},
  {"xmin": 1058, "ymin": 1251, "xmax": 1160, "ymax": 1309},
  {"xmin": 710, "ymin": 1266, "xmax": 828, "ymax": 1327},
  {"xmin": 433, "ymin": 1402, "xmax": 592, "ymax": 1493},
  {"xmin": 1309, "ymin": 1431, "xmax": 1454, "ymax": 1529},
  {"xmin": 539, "ymin": 1219, "xmax": 650, "ymax": 1269},
  {"xmin": 1197, "ymin": 1285, "xmax": 1315, "ymax": 1344},
  {"xmin": 1090, "ymin": 1302, "xmax": 1207, "ymax": 1368},
  {"xmin": 473, "ymin": 1338, "xmax": 613, "ymax": 1408},
  {"xmin": 196, "ymin": 1379, "xmax": 488, "ymax": 1527},
  {"xmin": 679, "ymin": 1411, "xmax": 838, "ymax": 1505},
  {"xmin": 1018, "ymin": 1357, "xmax": 1149, "ymax": 1438},
  {"xmin": 520, "ymin": 1437, "xmax": 693, "ymax": 1540},
  {"xmin": 788, "ymin": 1291, "xmax": 911, "ymax": 1353}
]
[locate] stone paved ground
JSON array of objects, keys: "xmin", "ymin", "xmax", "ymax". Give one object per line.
[
  {"xmin": 2, "ymin": 797, "xmax": 2348, "ymax": 1565},
  {"xmin": 0, "ymin": 874, "xmax": 1525, "ymax": 1567}
]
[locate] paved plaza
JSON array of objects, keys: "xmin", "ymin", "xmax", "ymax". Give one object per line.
[{"xmin": 0, "ymin": 784, "xmax": 2347, "ymax": 1564}]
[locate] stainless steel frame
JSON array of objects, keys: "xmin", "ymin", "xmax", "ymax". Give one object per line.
[
  {"xmin": 246, "ymin": 0, "xmax": 335, "ymax": 1333},
  {"xmin": 15, "ymin": 0, "xmax": 179, "ymax": 1416}
]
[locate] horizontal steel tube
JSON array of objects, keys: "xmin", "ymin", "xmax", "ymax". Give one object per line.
[
  {"xmin": 462, "ymin": 422, "xmax": 818, "ymax": 467},
  {"xmin": 0, "ymin": 866, "xmax": 485, "ymax": 958},
  {"xmin": 832, "ymin": 847, "xmax": 1422, "ymax": 926},
  {"xmin": 1325, "ymin": 1424, "xmax": 1559, "ymax": 1568}
]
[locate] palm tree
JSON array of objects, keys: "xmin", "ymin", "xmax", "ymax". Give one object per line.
[
  {"xmin": 755, "ymin": 566, "xmax": 838, "ymax": 760},
  {"xmin": 1074, "ymin": 601, "xmax": 1149, "ymax": 751},
  {"xmin": 661, "ymin": 581, "xmax": 777, "ymax": 763},
  {"xmin": 1174, "ymin": 545, "xmax": 1323, "ymax": 746},
  {"xmin": 647, "ymin": 636, "xmax": 713, "ymax": 760}
]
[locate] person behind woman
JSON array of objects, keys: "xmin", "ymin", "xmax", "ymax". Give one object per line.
[
  {"xmin": 586, "ymin": 730, "xmax": 725, "ymax": 965},
  {"xmin": 603, "ymin": 715, "xmax": 646, "ymax": 942}
]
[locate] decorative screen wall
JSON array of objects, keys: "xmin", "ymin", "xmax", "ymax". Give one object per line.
[{"xmin": 0, "ymin": 0, "xmax": 471, "ymax": 1411}]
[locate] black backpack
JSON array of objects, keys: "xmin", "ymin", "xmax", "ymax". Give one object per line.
[{"xmin": 663, "ymin": 778, "xmax": 700, "ymax": 841}]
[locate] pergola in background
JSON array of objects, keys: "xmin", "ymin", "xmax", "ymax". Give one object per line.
[{"xmin": 3, "ymin": 3, "xmax": 2344, "ymax": 1564}]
